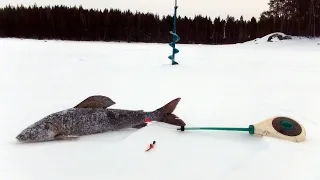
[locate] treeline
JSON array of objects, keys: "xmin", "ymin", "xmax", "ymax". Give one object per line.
[
  {"xmin": 0, "ymin": 4, "xmax": 258, "ymax": 44},
  {"xmin": 261, "ymin": 0, "xmax": 320, "ymax": 37},
  {"xmin": 0, "ymin": 0, "xmax": 319, "ymax": 44}
]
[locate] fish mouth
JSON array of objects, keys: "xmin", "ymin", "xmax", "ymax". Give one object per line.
[
  {"xmin": 16, "ymin": 133, "xmax": 33, "ymax": 142},
  {"xmin": 16, "ymin": 134, "xmax": 28, "ymax": 142},
  {"xmin": 15, "ymin": 136, "xmax": 36, "ymax": 143},
  {"xmin": 16, "ymin": 134, "xmax": 24, "ymax": 140}
]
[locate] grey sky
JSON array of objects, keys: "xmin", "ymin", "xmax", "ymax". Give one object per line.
[{"xmin": 0, "ymin": 0, "xmax": 269, "ymax": 20}]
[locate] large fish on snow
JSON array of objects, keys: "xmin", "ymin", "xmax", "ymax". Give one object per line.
[{"xmin": 16, "ymin": 95, "xmax": 186, "ymax": 143}]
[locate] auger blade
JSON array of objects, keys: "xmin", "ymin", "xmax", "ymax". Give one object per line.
[{"xmin": 168, "ymin": 5, "xmax": 180, "ymax": 65}]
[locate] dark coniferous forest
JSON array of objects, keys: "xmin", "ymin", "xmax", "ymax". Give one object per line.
[{"xmin": 0, "ymin": 0, "xmax": 319, "ymax": 44}]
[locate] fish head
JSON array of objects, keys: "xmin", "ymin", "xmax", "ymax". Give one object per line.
[{"xmin": 16, "ymin": 120, "xmax": 59, "ymax": 143}]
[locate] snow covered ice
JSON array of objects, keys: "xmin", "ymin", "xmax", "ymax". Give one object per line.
[{"xmin": 1, "ymin": 35, "xmax": 320, "ymax": 180}]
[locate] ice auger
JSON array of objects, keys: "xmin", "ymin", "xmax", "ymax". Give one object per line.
[{"xmin": 168, "ymin": 0, "xmax": 180, "ymax": 65}]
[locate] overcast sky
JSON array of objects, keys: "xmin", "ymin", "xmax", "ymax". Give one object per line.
[{"xmin": 0, "ymin": 0, "xmax": 269, "ymax": 20}]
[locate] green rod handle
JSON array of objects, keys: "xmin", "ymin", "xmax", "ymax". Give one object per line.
[{"xmin": 178, "ymin": 125, "xmax": 255, "ymax": 134}]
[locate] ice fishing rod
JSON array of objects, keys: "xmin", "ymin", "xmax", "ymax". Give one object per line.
[
  {"xmin": 178, "ymin": 125, "xmax": 255, "ymax": 134},
  {"xmin": 177, "ymin": 116, "xmax": 306, "ymax": 143},
  {"xmin": 168, "ymin": 0, "xmax": 180, "ymax": 65}
]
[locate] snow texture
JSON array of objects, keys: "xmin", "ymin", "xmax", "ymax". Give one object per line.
[{"xmin": 1, "ymin": 34, "xmax": 320, "ymax": 180}]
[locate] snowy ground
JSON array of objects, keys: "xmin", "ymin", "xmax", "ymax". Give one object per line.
[{"xmin": 1, "ymin": 36, "xmax": 320, "ymax": 180}]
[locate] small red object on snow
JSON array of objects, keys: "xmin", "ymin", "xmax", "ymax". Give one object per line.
[
  {"xmin": 145, "ymin": 118, "xmax": 151, "ymax": 123},
  {"xmin": 145, "ymin": 141, "xmax": 156, "ymax": 152}
]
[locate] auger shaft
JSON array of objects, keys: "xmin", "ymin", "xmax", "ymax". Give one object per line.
[{"xmin": 168, "ymin": 0, "xmax": 180, "ymax": 65}]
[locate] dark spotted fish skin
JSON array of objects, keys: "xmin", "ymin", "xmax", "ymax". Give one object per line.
[
  {"xmin": 46, "ymin": 108, "xmax": 154, "ymax": 136},
  {"xmin": 16, "ymin": 96, "xmax": 185, "ymax": 143}
]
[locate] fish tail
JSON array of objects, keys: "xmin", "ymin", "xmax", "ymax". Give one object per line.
[{"xmin": 157, "ymin": 98, "xmax": 186, "ymax": 126}]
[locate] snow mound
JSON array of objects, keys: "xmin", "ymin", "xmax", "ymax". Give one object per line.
[
  {"xmin": 244, "ymin": 32, "xmax": 292, "ymax": 44},
  {"xmin": 263, "ymin": 32, "xmax": 292, "ymax": 42}
]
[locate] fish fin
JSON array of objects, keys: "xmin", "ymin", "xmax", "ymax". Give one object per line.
[
  {"xmin": 157, "ymin": 98, "xmax": 186, "ymax": 126},
  {"xmin": 54, "ymin": 134, "xmax": 79, "ymax": 140},
  {"xmin": 157, "ymin": 98, "xmax": 181, "ymax": 114},
  {"xmin": 163, "ymin": 113, "xmax": 186, "ymax": 126},
  {"xmin": 132, "ymin": 123, "xmax": 148, "ymax": 129},
  {"xmin": 74, "ymin": 95, "xmax": 115, "ymax": 109}
]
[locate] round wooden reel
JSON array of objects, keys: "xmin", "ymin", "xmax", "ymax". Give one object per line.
[{"xmin": 253, "ymin": 116, "xmax": 306, "ymax": 142}]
